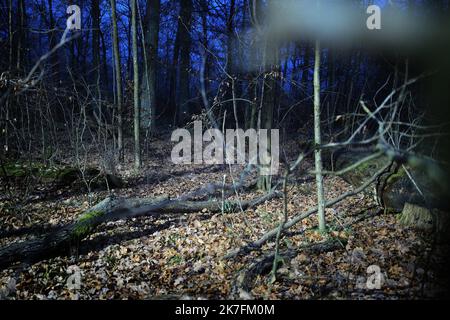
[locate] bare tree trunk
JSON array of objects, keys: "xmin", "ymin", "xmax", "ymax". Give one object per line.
[
  {"xmin": 255, "ymin": 0, "xmax": 278, "ymax": 192},
  {"xmin": 91, "ymin": 0, "xmax": 102, "ymax": 130},
  {"xmin": 247, "ymin": 0, "xmax": 261, "ymax": 130},
  {"xmin": 127, "ymin": 5, "xmax": 132, "ymax": 77},
  {"xmin": 257, "ymin": 41, "xmax": 278, "ymax": 192},
  {"xmin": 177, "ymin": 0, "xmax": 193, "ymax": 125},
  {"xmin": 100, "ymin": 30, "xmax": 109, "ymax": 94},
  {"xmin": 131, "ymin": 0, "xmax": 141, "ymax": 169},
  {"xmin": 110, "ymin": 0, "xmax": 123, "ymax": 156},
  {"xmin": 226, "ymin": 0, "xmax": 236, "ymax": 75},
  {"xmin": 47, "ymin": 0, "xmax": 59, "ymax": 80},
  {"xmin": 301, "ymin": 44, "xmax": 311, "ymax": 100},
  {"xmin": 8, "ymin": 0, "xmax": 13, "ymax": 70},
  {"xmin": 168, "ymin": 21, "xmax": 180, "ymax": 124},
  {"xmin": 226, "ymin": 0, "xmax": 236, "ymax": 81},
  {"xmin": 16, "ymin": 0, "xmax": 25, "ymax": 71},
  {"xmin": 91, "ymin": 0, "xmax": 101, "ymax": 79},
  {"xmin": 313, "ymin": 40, "xmax": 326, "ymax": 232},
  {"xmin": 200, "ymin": 0, "xmax": 209, "ymax": 99},
  {"xmin": 140, "ymin": 0, "xmax": 160, "ymax": 134}
]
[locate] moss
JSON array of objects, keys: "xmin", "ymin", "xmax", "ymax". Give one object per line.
[
  {"xmin": 77, "ymin": 210, "xmax": 104, "ymax": 222},
  {"xmin": 385, "ymin": 166, "xmax": 406, "ymax": 186},
  {"xmin": 383, "ymin": 207, "xmax": 398, "ymax": 215},
  {"xmin": 357, "ymin": 158, "xmax": 386, "ymax": 178},
  {"xmin": 337, "ymin": 155, "xmax": 387, "ymax": 187},
  {"xmin": 398, "ymin": 203, "xmax": 433, "ymax": 230},
  {"xmin": 72, "ymin": 210, "xmax": 105, "ymax": 238},
  {"xmin": 0, "ymin": 162, "xmax": 78, "ymax": 182},
  {"xmin": 53, "ymin": 168, "xmax": 80, "ymax": 183},
  {"xmin": 1, "ymin": 163, "xmax": 34, "ymax": 177},
  {"xmin": 353, "ymin": 159, "xmax": 378, "ymax": 172}
]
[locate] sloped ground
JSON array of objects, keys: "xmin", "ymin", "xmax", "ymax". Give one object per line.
[{"xmin": 0, "ymin": 137, "xmax": 447, "ymax": 300}]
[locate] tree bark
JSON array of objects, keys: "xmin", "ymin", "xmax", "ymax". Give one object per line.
[
  {"xmin": 47, "ymin": 0, "xmax": 59, "ymax": 80},
  {"xmin": 301, "ymin": 44, "xmax": 311, "ymax": 100},
  {"xmin": 8, "ymin": 0, "xmax": 13, "ymax": 70},
  {"xmin": 91, "ymin": 0, "xmax": 102, "ymax": 123},
  {"xmin": 313, "ymin": 40, "xmax": 326, "ymax": 232},
  {"xmin": 257, "ymin": 0, "xmax": 278, "ymax": 192},
  {"xmin": 246, "ymin": 0, "xmax": 261, "ymax": 130},
  {"xmin": 140, "ymin": 0, "xmax": 160, "ymax": 134},
  {"xmin": 16, "ymin": 0, "xmax": 26, "ymax": 71},
  {"xmin": 176, "ymin": 0, "xmax": 193, "ymax": 124},
  {"xmin": 225, "ymin": 164, "xmax": 391, "ymax": 259},
  {"xmin": 200, "ymin": 0, "xmax": 210, "ymax": 101},
  {"xmin": 131, "ymin": 0, "xmax": 141, "ymax": 169},
  {"xmin": 168, "ymin": 20, "xmax": 181, "ymax": 124},
  {"xmin": 110, "ymin": 0, "xmax": 123, "ymax": 155},
  {"xmin": 332, "ymin": 149, "xmax": 449, "ymax": 212},
  {"xmin": 0, "ymin": 192, "xmax": 279, "ymax": 270}
]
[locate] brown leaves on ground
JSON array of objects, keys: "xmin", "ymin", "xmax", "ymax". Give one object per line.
[{"xmin": 0, "ymin": 137, "xmax": 443, "ymax": 300}]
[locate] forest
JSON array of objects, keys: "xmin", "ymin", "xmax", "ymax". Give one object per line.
[{"xmin": 1, "ymin": 0, "xmax": 450, "ymax": 302}]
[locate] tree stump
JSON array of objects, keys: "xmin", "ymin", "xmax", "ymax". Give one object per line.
[
  {"xmin": 399, "ymin": 203, "xmax": 433, "ymax": 230},
  {"xmin": 332, "ymin": 150, "xmax": 449, "ymax": 213}
]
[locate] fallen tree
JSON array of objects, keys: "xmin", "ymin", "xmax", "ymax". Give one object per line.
[
  {"xmin": 0, "ymin": 162, "xmax": 124, "ymax": 190},
  {"xmin": 225, "ymin": 144, "xmax": 449, "ymax": 261},
  {"xmin": 0, "ymin": 190, "xmax": 280, "ymax": 270},
  {"xmin": 233, "ymin": 208, "xmax": 381, "ymax": 296},
  {"xmin": 224, "ymin": 163, "xmax": 391, "ymax": 260}
]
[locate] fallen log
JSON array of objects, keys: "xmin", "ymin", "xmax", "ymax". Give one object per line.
[
  {"xmin": 0, "ymin": 163, "xmax": 124, "ymax": 190},
  {"xmin": 0, "ymin": 192, "xmax": 280, "ymax": 270},
  {"xmin": 233, "ymin": 209, "xmax": 380, "ymax": 297},
  {"xmin": 224, "ymin": 164, "xmax": 391, "ymax": 260},
  {"xmin": 0, "ymin": 197, "xmax": 112, "ymax": 271}
]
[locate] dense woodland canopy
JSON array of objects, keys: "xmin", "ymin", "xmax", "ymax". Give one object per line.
[
  {"xmin": 1, "ymin": 0, "xmax": 450, "ymax": 155},
  {"xmin": 0, "ymin": 0, "xmax": 450, "ymax": 300}
]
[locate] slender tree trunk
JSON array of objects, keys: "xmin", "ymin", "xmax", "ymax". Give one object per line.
[
  {"xmin": 247, "ymin": 0, "xmax": 261, "ymax": 130},
  {"xmin": 241, "ymin": 0, "xmax": 251, "ymax": 129},
  {"xmin": 47, "ymin": 0, "xmax": 59, "ymax": 80},
  {"xmin": 140, "ymin": 0, "xmax": 160, "ymax": 134},
  {"xmin": 168, "ymin": 22, "xmax": 180, "ymax": 124},
  {"xmin": 100, "ymin": 30, "xmax": 109, "ymax": 93},
  {"xmin": 301, "ymin": 44, "xmax": 311, "ymax": 100},
  {"xmin": 16, "ymin": 0, "xmax": 25, "ymax": 71},
  {"xmin": 131, "ymin": 0, "xmax": 141, "ymax": 169},
  {"xmin": 257, "ymin": 40, "xmax": 278, "ymax": 192},
  {"xmin": 226, "ymin": 0, "xmax": 236, "ymax": 76},
  {"xmin": 200, "ymin": 0, "xmax": 209, "ymax": 100},
  {"xmin": 91, "ymin": 0, "xmax": 102, "ymax": 128},
  {"xmin": 256, "ymin": 0, "xmax": 278, "ymax": 192},
  {"xmin": 8, "ymin": 0, "xmax": 13, "ymax": 70},
  {"xmin": 177, "ymin": 0, "xmax": 193, "ymax": 125},
  {"xmin": 92, "ymin": 0, "xmax": 101, "ymax": 79},
  {"xmin": 6, "ymin": 0, "xmax": 13, "ymax": 155},
  {"xmin": 313, "ymin": 40, "xmax": 326, "ymax": 232},
  {"xmin": 225, "ymin": 0, "xmax": 237, "ymax": 127},
  {"xmin": 110, "ymin": 0, "xmax": 123, "ymax": 156},
  {"xmin": 127, "ymin": 6, "xmax": 132, "ymax": 77}
]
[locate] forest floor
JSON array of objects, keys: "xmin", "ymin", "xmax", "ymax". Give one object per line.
[{"xmin": 0, "ymin": 135, "xmax": 448, "ymax": 300}]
